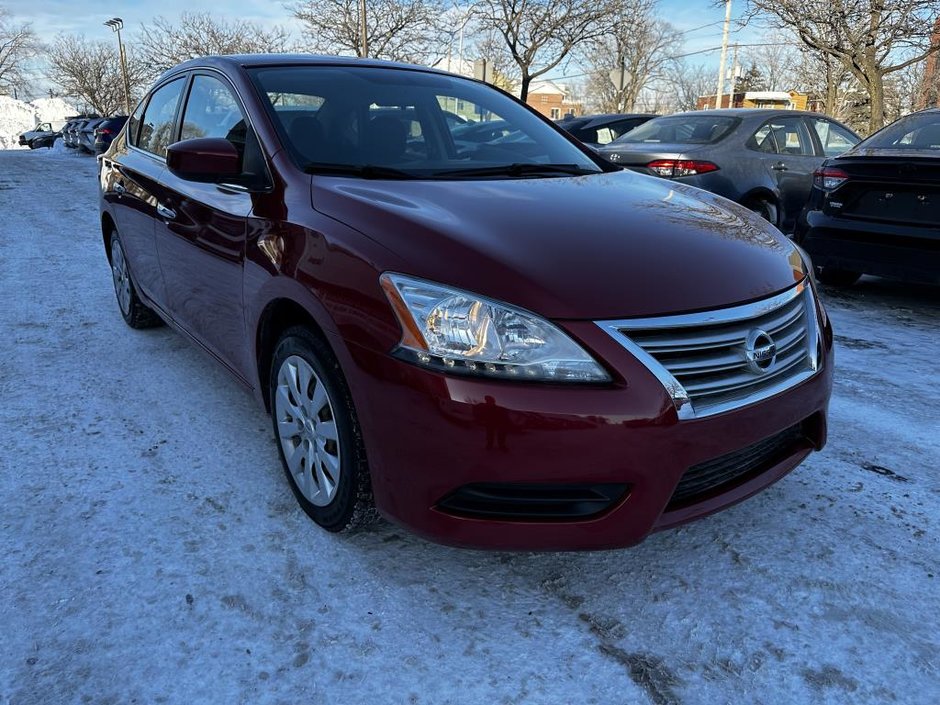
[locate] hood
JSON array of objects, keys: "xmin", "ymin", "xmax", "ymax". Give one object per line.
[{"xmin": 310, "ymin": 170, "xmax": 805, "ymax": 319}]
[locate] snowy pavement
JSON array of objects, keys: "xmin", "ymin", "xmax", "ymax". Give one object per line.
[{"xmin": 1, "ymin": 148, "xmax": 938, "ymax": 705}]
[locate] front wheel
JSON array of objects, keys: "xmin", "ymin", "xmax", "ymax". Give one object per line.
[{"xmin": 270, "ymin": 326, "xmax": 377, "ymax": 532}]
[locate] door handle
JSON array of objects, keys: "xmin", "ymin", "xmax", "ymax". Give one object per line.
[
  {"xmin": 114, "ymin": 182, "xmax": 126, "ymax": 195},
  {"xmin": 771, "ymin": 163, "xmax": 788, "ymax": 171},
  {"xmin": 156, "ymin": 203, "xmax": 177, "ymax": 220}
]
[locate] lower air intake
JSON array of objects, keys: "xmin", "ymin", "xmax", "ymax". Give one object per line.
[
  {"xmin": 437, "ymin": 483, "xmax": 629, "ymax": 521},
  {"xmin": 667, "ymin": 423, "xmax": 809, "ymax": 509}
]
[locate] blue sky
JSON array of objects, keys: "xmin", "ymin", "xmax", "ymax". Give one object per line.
[
  {"xmin": 8, "ymin": 0, "xmax": 758, "ymax": 64},
  {"xmin": 7, "ymin": 0, "xmax": 760, "ymax": 97}
]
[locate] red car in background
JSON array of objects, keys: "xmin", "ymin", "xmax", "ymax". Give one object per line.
[{"xmin": 98, "ymin": 55, "xmax": 833, "ymax": 550}]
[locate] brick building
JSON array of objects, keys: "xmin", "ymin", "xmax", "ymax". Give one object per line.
[
  {"xmin": 696, "ymin": 90, "xmax": 818, "ymax": 111},
  {"xmin": 918, "ymin": 18, "xmax": 940, "ymax": 109},
  {"xmin": 525, "ymin": 81, "xmax": 583, "ymax": 120}
]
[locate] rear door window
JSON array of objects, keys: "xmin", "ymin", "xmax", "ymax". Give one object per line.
[
  {"xmin": 749, "ymin": 117, "xmax": 815, "ymax": 156},
  {"xmin": 811, "ymin": 118, "xmax": 859, "ymax": 157},
  {"xmin": 138, "ymin": 78, "xmax": 186, "ymax": 158}
]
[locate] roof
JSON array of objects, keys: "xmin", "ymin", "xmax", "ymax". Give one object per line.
[
  {"xmin": 156, "ymin": 54, "xmax": 453, "ymax": 82},
  {"xmin": 527, "ymin": 80, "xmax": 568, "ymax": 96},
  {"xmin": 743, "ymin": 91, "xmax": 796, "ymax": 101}
]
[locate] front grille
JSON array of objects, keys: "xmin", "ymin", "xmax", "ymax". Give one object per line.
[
  {"xmin": 598, "ymin": 282, "xmax": 820, "ymax": 418},
  {"xmin": 436, "ymin": 483, "xmax": 629, "ymax": 521},
  {"xmin": 667, "ymin": 423, "xmax": 808, "ymax": 508}
]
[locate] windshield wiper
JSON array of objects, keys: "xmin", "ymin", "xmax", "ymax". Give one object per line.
[
  {"xmin": 302, "ymin": 163, "xmax": 418, "ymax": 179},
  {"xmin": 432, "ymin": 163, "xmax": 600, "ymax": 178}
]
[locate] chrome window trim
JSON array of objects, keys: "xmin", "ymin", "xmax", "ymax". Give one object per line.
[{"xmin": 597, "ymin": 280, "xmax": 821, "ymax": 420}]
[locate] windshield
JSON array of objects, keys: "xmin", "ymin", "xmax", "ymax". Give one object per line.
[
  {"xmin": 861, "ymin": 112, "xmax": 940, "ymax": 151},
  {"xmin": 612, "ymin": 115, "xmax": 738, "ymax": 145},
  {"xmin": 249, "ymin": 65, "xmax": 603, "ymax": 179}
]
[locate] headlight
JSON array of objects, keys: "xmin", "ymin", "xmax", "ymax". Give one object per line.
[{"xmin": 380, "ymin": 273, "xmax": 610, "ymax": 383}]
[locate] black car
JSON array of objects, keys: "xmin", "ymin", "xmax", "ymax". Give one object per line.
[
  {"xmin": 558, "ymin": 113, "xmax": 655, "ymax": 149},
  {"xmin": 598, "ymin": 109, "xmax": 861, "ymax": 233},
  {"xmin": 795, "ymin": 109, "xmax": 940, "ymax": 286},
  {"xmin": 78, "ymin": 118, "xmax": 106, "ymax": 153},
  {"xmin": 94, "ymin": 116, "xmax": 128, "ymax": 154}
]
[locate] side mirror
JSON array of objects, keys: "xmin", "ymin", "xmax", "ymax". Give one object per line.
[{"xmin": 166, "ymin": 138, "xmax": 241, "ymax": 183}]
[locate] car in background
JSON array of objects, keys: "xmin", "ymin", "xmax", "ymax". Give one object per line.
[
  {"xmin": 63, "ymin": 119, "xmax": 90, "ymax": 149},
  {"xmin": 795, "ymin": 108, "xmax": 940, "ymax": 286},
  {"xmin": 29, "ymin": 132, "xmax": 62, "ymax": 149},
  {"xmin": 19, "ymin": 120, "xmax": 63, "ymax": 147},
  {"xmin": 100, "ymin": 55, "xmax": 832, "ymax": 550},
  {"xmin": 558, "ymin": 113, "xmax": 656, "ymax": 149},
  {"xmin": 94, "ymin": 116, "xmax": 128, "ymax": 154},
  {"xmin": 78, "ymin": 118, "xmax": 106, "ymax": 153},
  {"xmin": 598, "ymin": 109, "xmax": 861, "ymax": 233}
]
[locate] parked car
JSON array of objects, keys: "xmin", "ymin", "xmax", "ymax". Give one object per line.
[
  {"xmin": 598, "ymin": 109, "xmax": 861, "ymax": 233},
  {"xmin": 78, "ymin": 118, "xmax": 106, "ymax": 153},
  {"xmin": 19, "ymin": 122, "xmax": 62, "ymax": 146},
  {"xmin": 29, "ymin": 132, "xmax": 61, "ymax": 149},
  {"xmin": 558, "ymin": 113, "xmax": 656, "ymax": 149},
  {"xmin": 795, "ymin": 108, "xmax": 940, "ymax": 286},
  {"xmin": 63, "ymin": 119, "xmax": 88, "ymax": 149},
  {"xmin": 94, "ymin": 116, "xmax": 128, "ymax": 154},
  {"xmin": 100, "ymin": 56, "xmax": 832, "ymax": 550}
]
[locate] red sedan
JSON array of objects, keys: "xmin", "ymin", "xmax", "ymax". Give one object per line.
[{"xmin": 98, "ymin": 55, "xmax": 833, "ymax": 550}]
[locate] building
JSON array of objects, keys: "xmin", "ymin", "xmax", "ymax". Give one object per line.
[
  {"xmin": 696, "ymin": 90, "xmax": 817, "ymax": 111},
  {"xmin": 525, "ymin": 80, "xmax": 583, "ymax": 120}
]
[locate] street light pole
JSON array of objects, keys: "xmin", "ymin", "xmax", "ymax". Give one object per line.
[
  {"xmin": 715, "ymin": 0, "xmax": 732, "ymax": 109},
  {"xmin": 105, "ymin": 18, "xmax": 131, "ymax": 115}
]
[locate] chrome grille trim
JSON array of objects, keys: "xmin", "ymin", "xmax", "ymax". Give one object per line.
[{"xmin": 597, "ymin": 281, "xmax": 821, "ymax": 419}]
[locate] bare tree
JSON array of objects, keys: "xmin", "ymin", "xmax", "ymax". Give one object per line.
[
  {"xmin": 0, "ymin": 7, "xmax": 38, "ymax": 95},
  {"xmin": 470, "ymin": 29, "xmax": 521, "ymax": 89},
  {"xmin": 791, "ymin": 46, "xmax": 858, "ymax": 123},
  {"xmin": 138, "ymin": 13, "xmax": 293, "ymax": 75},
  {"xmin": 666, "ymin": 61, "xmax": 712, "ymax": 111},
  {"xmin": 475, "ymin": 0, "xmax": 613, "ymax": 101},
  {"xmin": 745, "ymin": 0, "xmax": 940, "ymax": 132},
  {"xmin": 289, "ymin": 0, "xmax": 445, "ymax": 63},
  {"xmin": 743, "ymin": 37, "xmax": 800, "ymax": 91},
  {"xmin": 46, "ymin": 35, "xmax": 149, "ymax": 115},
  {"xmin": 581, "ymin": 0, "xmax": 679, "ymax": 112}
]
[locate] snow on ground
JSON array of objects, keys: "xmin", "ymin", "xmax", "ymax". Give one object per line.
[
  {"xmin": 1, "ymin": 148, "xmax": 938, "ymax": 705},
  {"xmin": 0, "ymin": 96, "xmax": 77, "ymax": 150}
]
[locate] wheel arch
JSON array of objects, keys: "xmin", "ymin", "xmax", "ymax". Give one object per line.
[
  {"xmin": 255, "ymin": 297, "xmax": 332, "ymax": 413},
  {"xmin": 739, "ymin": 187, "xmax": 780, "ymax": 209}
]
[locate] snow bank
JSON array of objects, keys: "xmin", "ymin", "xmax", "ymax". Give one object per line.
[
  {"xmin": 0, "ymin": 95, "xmax": 77, "ymax": 150},
  {"xmin": 30, "ymin": 97, "xmax": 76, "ymax": 125},
  {"xmin": 0, "ymin": 96, "xmax": 36, "ymax": 150}
]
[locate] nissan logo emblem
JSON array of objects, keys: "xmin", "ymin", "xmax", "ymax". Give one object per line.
[{"xmin": 744, "ymin": 329, "xmax": 777, "ymax": 374}]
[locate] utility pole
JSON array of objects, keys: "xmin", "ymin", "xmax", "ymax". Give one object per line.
[
  {"xmin": 105, "ymin": 18, "xmax": 131, "ymax": 115},
  {"xmin": 359, "ymin": 0, "xmax": 368, "ymax": 58},
  {"xmin": 715, "ymin": 0, "xmax": 732, "ymax": 109}
]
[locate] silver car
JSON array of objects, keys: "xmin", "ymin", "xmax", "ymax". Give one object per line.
[{"xmin": 599, "ymin": 109, "xmax": 860, "ymax": 233}]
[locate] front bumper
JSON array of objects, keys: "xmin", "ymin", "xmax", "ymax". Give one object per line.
[
  {"xmin": 798, "ymin": 209, "xmax": 940, "ymax": 285},
  {"xmin": 330, "ymin": 307, "xmax": 834, "ymax": 551}
]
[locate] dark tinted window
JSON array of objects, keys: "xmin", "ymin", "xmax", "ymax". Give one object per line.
[
  {"xmin": 249, "ymin": 66, "xmax": 601, "ymax": 178},
  {"xmin": 138, "ymin": 78, "xmax": 185, "ymax": 157},
  {"xmin": 614, "ymin": 115, "xmax": 738, "ymax": 145},
  {"xmin": 863, "ymin": 112, "xmax": 940, "ymax": 150}
]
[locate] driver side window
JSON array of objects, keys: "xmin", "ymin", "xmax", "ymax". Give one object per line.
[{"xmin": 180, "ymin": 75, "xmax": 267, "ymax": 185}]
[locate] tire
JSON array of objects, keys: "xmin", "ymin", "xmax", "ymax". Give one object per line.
[
  {"xmin": 269, "ymin": 326, "xmax": 377, "ymax": 532},
  {"xmin": 109, "ymin": 231, "xmax": 163, "ymax": 329},
  {"xmin": 745, "ymin": 197, "xmax": 780, "ymax": 229},
  {"xmin": 817, "ymin": 266, "xmax": 861, "ymax": 287}
]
